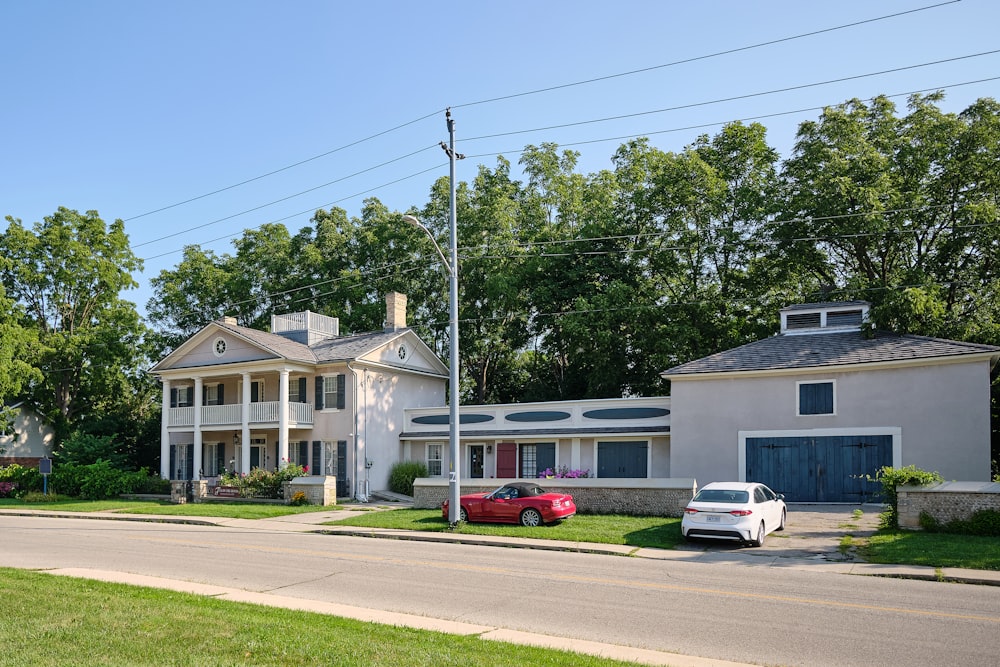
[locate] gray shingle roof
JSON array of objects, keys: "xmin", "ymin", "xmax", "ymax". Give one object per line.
[
  {"xmin": 311, "ymin": 330, "xmax": 408, "ymax": 362},
  {"xmin": 216, "ymin": 322, "xmax": 409, "ymax": 365},
  {"xmin": 215, "ymin": 321, "xmax": 317, "ymax": 364},
  {"xmin": 663, "ymin": 330, "xmax": 1000, "ymax": 376}
]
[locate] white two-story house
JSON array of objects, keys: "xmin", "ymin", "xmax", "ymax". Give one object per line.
[{"xmin": 150, "ymin": 293, "xmax": 448, "ymax": 499}]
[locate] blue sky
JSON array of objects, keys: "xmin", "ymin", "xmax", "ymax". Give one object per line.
[{"xmin": 2, "ymin": 0, "xmax": 998, "ymax": 315}]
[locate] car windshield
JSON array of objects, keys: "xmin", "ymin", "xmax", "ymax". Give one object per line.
[{"xmin": 693, "ymin": 489, "xmax": 750, "ymax": 503}]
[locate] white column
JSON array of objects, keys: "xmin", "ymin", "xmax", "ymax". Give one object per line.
[
  {"xmin": 571, "ymin": 437, "xmax": 581, "ymax": 471},
  {"xmin": 278, "ymin": 369, "xmax": 289, "ymax": 468},
  {"xmin": 160, "ymin": 379, "xmax": 171, "ymax": 479},
  {"xmin": 241, "ymin": 373, "xmax": 251, "ymax": 473},
  {"xmin": 193, "ymin": 377, "xmax": 203, "ymax": 480}
]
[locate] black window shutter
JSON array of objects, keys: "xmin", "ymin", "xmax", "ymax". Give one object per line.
[
  {"xmin": 217, "ymin": 445, "xmax": 226, "ymax": 474},
  {"xmin": 202, "ymin": 388, "xmax": 207, "ymax": 406},
  {"xmin": 297, "ymin": 441, "xmax": 308, "ymax": 468},
  {"xmin": 218, "ymin": 384, "xmax": 224, "ymax": 404},
  {"xmin": 170, "ymin": 388, "xmax": 178, "ymax": 408},
  {"xmin": 250, "ymin": 381, "xmax": 259, "ymax": 403},
  {"xmin": 185, "ymin": 444, "xmax": 194, "ymax": 480},
  {"xmin": 299, "ymin": 377, "xmax": 307, "ymax": 403},
  {"xmin": 315, "ymin": 377, "xmax": 324, "ymax": 410},
  {"xmin": 169, "ymin": 445, "xmax": 177, "ymax": 480},
  {"xmin": 336, "ymin": 374, "xmax": 346, "ymax": 410},
  {"xmin": 311, "ymin": 440, "xmax": 322, "ymax": 476}
]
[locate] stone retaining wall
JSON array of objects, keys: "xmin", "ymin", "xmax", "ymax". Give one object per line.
[
  {"xmin": 897, "ymin": 481, "xmax": 1000, "ymax": 529},
  {"xmin": 413, "ymin": 478, "xmax": 696, "ymax": 517}
]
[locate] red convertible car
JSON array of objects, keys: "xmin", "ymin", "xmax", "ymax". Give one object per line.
[{"xmin": 442, "ymin": 483, "xmax": 576, "ymax": 526}]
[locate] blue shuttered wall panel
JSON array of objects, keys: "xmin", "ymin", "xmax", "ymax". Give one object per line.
[{"xmin": 746, "ymin": 435, "xmax": 891, "ymax": 502}]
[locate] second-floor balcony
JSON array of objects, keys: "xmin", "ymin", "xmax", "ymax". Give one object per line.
[{"xmin": 167, "ymin": 401, "xmax": 314, "ymax": 428}]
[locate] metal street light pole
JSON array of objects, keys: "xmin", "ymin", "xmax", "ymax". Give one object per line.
[{"xmin": 402, "ymin": 112, "xmax": 463, "ymax": 526}]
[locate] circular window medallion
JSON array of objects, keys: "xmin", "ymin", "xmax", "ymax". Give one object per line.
[
  {"xmin": 398, "ymin": 344, "xmax": 408, "ymax": 360},
  {"xmin": 213, "ymin": 338, "xmax": 227, "ymax": 357}
]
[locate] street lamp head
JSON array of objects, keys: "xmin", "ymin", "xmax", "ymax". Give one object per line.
[{"xmin": 401, "ymin": 214, "xmax": 420, "ymax": 227}]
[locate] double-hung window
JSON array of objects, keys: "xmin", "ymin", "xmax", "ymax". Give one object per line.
[
  {"xmin": 315, "ymin": 374, "xmax": 346, "ymax": 410},
  {"xmin": 427, "ymin": 444, "xmax": 443, "ymax": 477},
  {"xmin": 171, "ymin": 386, "xmax": 194, "ymax": 408},
  {"xmin": 798, "ymin": 381, "xmax": 835, "ymax": 415}
]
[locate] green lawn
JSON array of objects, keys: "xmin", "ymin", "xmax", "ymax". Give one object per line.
[
  {"xmin": 0, "ymin": 497, "xmax": 333, "ymax": 519},
  {"xmin": 860, "ymin": 530, "xmax": 1000, "ymax": 571},
  {"xmin": 329, "ymin": 508, "xmax": 686, "ymax": 550},
  {"xmin": 0, "ymin": 568, "xmax": 637, "ymax": 667}
]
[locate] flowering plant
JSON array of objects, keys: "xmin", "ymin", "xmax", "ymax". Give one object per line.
[
  {"xmin": 539, "ymin": 466, "xmax": 590, "ymax": 479},
  {"xmin": 0, "ymin": 481, "xmax": 18, "ymax": 498}
]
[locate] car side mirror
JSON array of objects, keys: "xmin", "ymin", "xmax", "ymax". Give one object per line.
[{"xmin": 776, "ymin": 494, "xmax": 785, "ymax": 500}]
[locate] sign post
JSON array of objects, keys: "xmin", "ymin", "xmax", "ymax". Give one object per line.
[{"xmin": 39, "ymin": 457, "xmax": 52, "ymax": 495}]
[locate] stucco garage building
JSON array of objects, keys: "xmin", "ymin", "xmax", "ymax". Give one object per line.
[{"xmin": 662, "ymin": 301, "xmax": 1000, "ymax": 502}]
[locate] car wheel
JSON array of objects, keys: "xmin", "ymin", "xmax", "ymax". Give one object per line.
[
  {"xmin": 777, "ymin": 509, "xmax": 786, "ymax": 531},
  {"xmin": 520, "ymin": 508, "xmax": 542, "ymax": 527},
  {"xmin": 459, "ymin": 507, "xmax": 468, "ymax": 522},
  {"xmin": 751, "ymin": 521, "xmax": 766, "ymax": 547}
]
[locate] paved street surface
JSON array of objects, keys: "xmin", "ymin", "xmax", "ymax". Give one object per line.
[{"xmin": 1, "ymin": 504, "xmax": 998, "ymax": 666}]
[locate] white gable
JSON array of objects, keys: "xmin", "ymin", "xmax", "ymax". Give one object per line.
[
  {"xmin": 153, "ymin": 325, "xmax": 279, "ymax": 372},
  {"xmin": 360, "ymin": 331, "xmax": 446, "ymax": 375}
]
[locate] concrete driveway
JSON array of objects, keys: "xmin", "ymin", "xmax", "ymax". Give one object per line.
[{"xmin": 679, "ymin": 503, "xmax": 884, "ymax": 561}]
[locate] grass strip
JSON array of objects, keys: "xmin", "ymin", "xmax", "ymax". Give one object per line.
[
  {"xmin": 0, "ymin": 568, "xmax": 639, "ymax": 667},
  {"xmin": 328, "ymin": 508, "xmax": 686, "ymax": 549},
  {"xmin": 0, "ymin": 498, "xmax": 332, "ymax": 519},
  {"xmin": 859, "ymin": 530, "xmax": 1000, "ymax": 571}
]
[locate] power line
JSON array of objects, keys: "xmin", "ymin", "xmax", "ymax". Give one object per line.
[
  {"xmin": 136, "ymin": 75, "xmax": 998, "ymax": 261},
  {"xmin": 120, "ymin": 1, "xmax": 958, "ymax": 224},
  {"xmin": 462, "ymin": 51, "xmax": 1000, "ymax": 143},
  {"xmin": 451, "ymin": 1, "xmax": 961, "ymax": 109}
]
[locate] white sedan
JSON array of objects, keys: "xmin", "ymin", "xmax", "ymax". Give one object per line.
[{"xmin": 681, "ymin": 482, "xmax": 786, "ymax": 547}]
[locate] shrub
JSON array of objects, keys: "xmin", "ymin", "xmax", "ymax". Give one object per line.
[
  {"xmin": 867, "ymin": 465, "xmax": 943, "ymax": 528},
  {"xmin": 78, "ymin": 460, "xmax": 140, "ymax": 500},
  {"xmin": 50, "ymin": 462, "xmax": 86, "ymax": 497},
  {"xmin": 388, "ymin": 461, "xmax": 427, "ymax": 497},
  {"xmin": 288, "ymin": 491, "xmax": 309, "ymax": 506},
  {"xmin": 219, "ymin": 463, "xmax": 307, "ymax": 499},
  {"xmin": 920, "ymin": 509, "xmax": 1000, "ymax": 537},
  {"xmin": 132, "ymin": 471, "xmax": 171, "ymax": 494},
  {"xmin": 0, "ymin": 464, "xmax": 43, "ymax": 497},
  {"xmin": 21, "ymin": 491, "xmax": 65, "ymax": 503}
]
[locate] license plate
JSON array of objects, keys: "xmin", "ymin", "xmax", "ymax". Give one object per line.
[{"xmin": 706, "ymin": 514, "xmax": 721, "ymax": 523}]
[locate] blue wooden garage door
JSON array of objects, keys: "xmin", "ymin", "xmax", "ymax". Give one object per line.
[
  {"xmin": 746, "ymin": 435, "xmax": 891, "ymax": 502},
  {"xmin": 597, "ymin": 441, "xmax": 648, "ymax": 478}
]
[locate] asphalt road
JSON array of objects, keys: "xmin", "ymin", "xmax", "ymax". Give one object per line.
[{"xmin": 2, "ymin": 515, "xmax": 998, "ymax": 666}]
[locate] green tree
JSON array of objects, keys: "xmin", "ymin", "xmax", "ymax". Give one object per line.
[{"xmin": 0, "ymin": 208, "xmax": 151, "ymax": 443}]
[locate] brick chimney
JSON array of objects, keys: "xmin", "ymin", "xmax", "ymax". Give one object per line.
[{"xmin": 385, "ymin": 292, "xmax": 407, "ymax": 331}]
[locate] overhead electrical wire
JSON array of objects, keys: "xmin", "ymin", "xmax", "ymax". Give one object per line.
[
  {"xmin": 136, "ymin": 73, "xmax": 1000, "ymax": 263},
  {"xmin": 121, "ymin": 0, "xmax": 960, "ymax": 224}
]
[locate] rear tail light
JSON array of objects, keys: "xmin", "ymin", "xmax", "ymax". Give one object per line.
[
  {"xmin": 684, "ymin": 508, "xmax": 699, "ymax": 514},
  {"xmin": 729, "ymin": 510, "xmax": 753, "ymax": 516}
]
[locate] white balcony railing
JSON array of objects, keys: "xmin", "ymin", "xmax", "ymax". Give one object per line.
[{"xmin": 168, "ymin": 401, "xmax": 314, "ymax": 428}]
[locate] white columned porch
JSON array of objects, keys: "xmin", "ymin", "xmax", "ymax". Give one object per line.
[
  {"xmin": 241, "ymin": 372, "xmax": 251, "ymax": 474},
  {"xmin": 278, "ymin": 369, "xmax": 289, "ymax": 468},
  {"xmin": 571, "ymin": 437, "xmax": 580, "ymax": 471},
  {"xmin": 160, "ymin": 379, "xmax": 171, "ymax": 479},
  {"xmin": 193, "ymin": 377, "xmax": 203, "ymax": 480}
]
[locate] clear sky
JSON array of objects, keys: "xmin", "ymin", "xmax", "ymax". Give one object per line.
[{"xmin": 2, "ymin": 0, "xmax": 998, "ymax": 315}]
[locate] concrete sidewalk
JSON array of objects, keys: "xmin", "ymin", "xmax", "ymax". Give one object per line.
[{"xmin": 3, "ymin": 505, "xmax": 999, "ymax": 586}]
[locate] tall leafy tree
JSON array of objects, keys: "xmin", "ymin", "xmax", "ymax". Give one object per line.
[{"xmin": 1, "ymin": 207, "xmax": 149, "ymax": 441}]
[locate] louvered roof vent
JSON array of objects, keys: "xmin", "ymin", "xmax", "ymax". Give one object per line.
[{"xmin": 779, "ymin": 301, "xmax": 869, "ymax": 335}]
